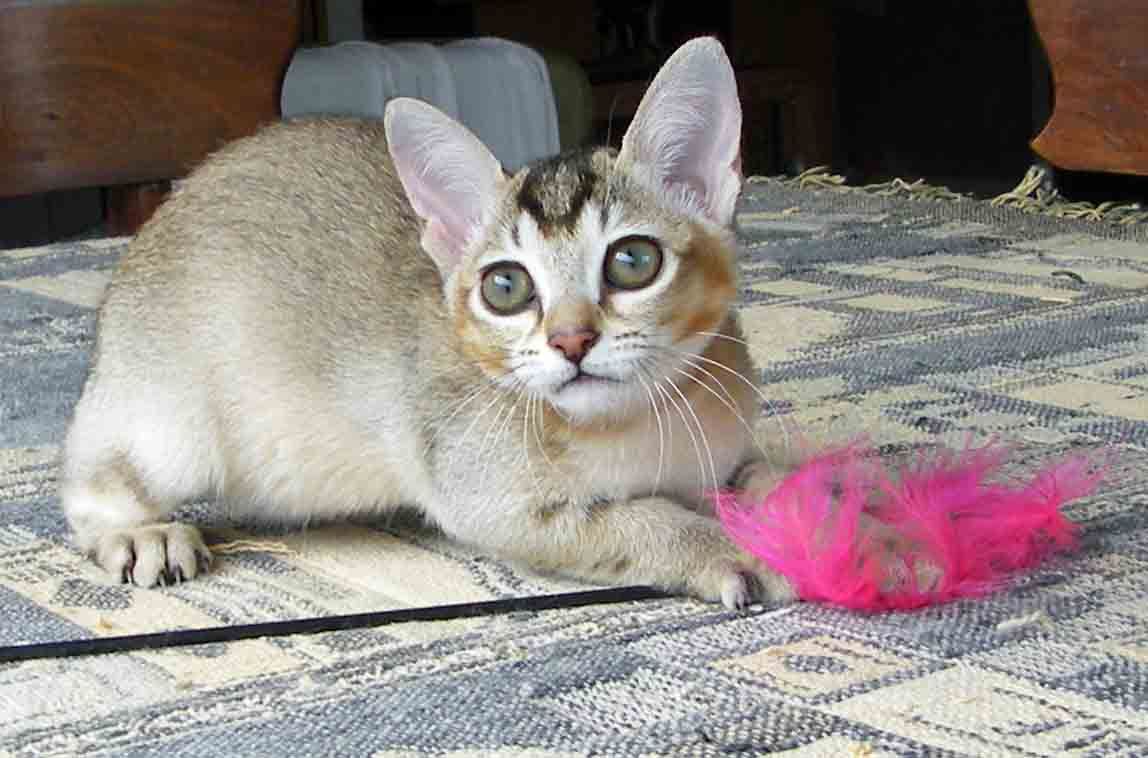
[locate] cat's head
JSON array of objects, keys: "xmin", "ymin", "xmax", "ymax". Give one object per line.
[{"xmin": 384, "ymin": 37, "xmax": 742, "ymax": 423}]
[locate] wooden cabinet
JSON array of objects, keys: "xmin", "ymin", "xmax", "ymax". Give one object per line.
[
  {"xmin": 0, "ymin": 0, "xmax": 300, "ymax": 231},
  {"xmin": 1029, "ymin": 0, "xmax": 1148, "ymax": 176}
]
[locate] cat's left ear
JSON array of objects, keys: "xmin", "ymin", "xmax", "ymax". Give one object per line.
[
  {"xmin": 384, "ymin": 98, "xmax": 504, "ymax": 274},
  {"xmin": 618, "ymin": 37, "xmax": 742, "ymax": 227}
]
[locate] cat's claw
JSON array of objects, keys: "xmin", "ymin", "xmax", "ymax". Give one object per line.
[
  {"xmin": 700, "ymin": 561, "xmax": 795, "ymax": 610},
  {"xmin": 92, "ymin": 523, "xmax": 212, "ymax": 587},
  {"xmin": 720, "ymin": 572, "xmax": 754, "ymax": 610}
]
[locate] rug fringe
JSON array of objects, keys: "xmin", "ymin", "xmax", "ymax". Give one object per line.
[
  {"xmin": 210, "ymin": 539, "xmax": 296, "ymax": 556},
  {"xmin": 752, "ymin": 165, "xmax": 1148, "ymax": 226},
  {"xmin": 990, "ymin": 165, "xmax": 1148, "ymax": 225}
]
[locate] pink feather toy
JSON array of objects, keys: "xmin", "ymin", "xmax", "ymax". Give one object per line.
[{"xmin": 714, "ymin": 442, "xmax": 1101, "ymax": 611}]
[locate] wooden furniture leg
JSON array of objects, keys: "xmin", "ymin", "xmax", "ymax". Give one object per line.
[
  {"xmin": 103, "ymin": 183, "xmax": 171, "ymax": 237},
  {"xmin": 1028, "ymin": 0, "xmax": 1148, "ymax": 176}
]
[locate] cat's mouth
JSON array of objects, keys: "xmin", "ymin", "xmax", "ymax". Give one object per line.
[
  {"xmin": 546, "ymin": 366, "xmax": 639, "ymax": 419},
  {"xmin": 557, "ymin": 369, "xmax": 619, "ymax": 393}
]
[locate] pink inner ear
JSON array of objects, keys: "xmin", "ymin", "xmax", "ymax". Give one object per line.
[
  {"xmin": 384, "ymin": 98, "xmax": 503, "ymax": 271},
  {"xmin": 619, "ymin": 39, "xmax": 742, "ymax": 226}
]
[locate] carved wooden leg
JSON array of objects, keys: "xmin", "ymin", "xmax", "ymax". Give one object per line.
[
  {"xmin": 1029, "ymin": 0, "xmax": 1148, "ymax": 175},
  {"xmin": 103, "ymin": 181, "xmax": 170, "ymax": 236}
]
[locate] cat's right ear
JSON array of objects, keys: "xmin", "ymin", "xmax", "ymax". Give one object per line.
[
  {"xmin": 617, "ymin": 37, "xmax": 742, "ymax": 227},
  {"xmin": 384, "ymin": 98, "xmax": 504, "ymax": 274}
]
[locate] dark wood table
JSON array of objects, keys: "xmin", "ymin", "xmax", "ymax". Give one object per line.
[{"xmin": 0, "ymin": 0, "xmax": 300, "ymax": 234}]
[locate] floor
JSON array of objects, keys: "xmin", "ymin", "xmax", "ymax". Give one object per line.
[{"xmin": 0, "ymin": 190, "xmax": 103, "ymax": 249}]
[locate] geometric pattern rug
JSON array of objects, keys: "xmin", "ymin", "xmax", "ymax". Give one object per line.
[{"xmin": 2, "ymin": 178, "xmax": 1148, "ymax": 756}]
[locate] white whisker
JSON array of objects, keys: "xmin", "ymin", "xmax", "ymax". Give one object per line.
[
  {"xmin": 639, "ymin": 361, "xmax": 674, "ymax": 474},
  {"xmin": 423, "ymin": 381, "xmax": 495, "ymax": 451},
  {"xmin": 445, "ymin": 387, "xmax": 510, "ymax": 484},
  {"xmin": 652, "ymin": 379, "xmax": 707, "ymax": 497},
  {"xmin": 531, "ymin": 392, "xmax": 554, "ymax": 468},
  {"xmin": 518, "ymin": 392, "xmax": 546, "ymax": 501},
  {"xmin": 692, "ymin": 330, "xmax": 750, "ymax": 348},
  {"xmin": 480, "ymin": 383, "xmax": 526, "ymax": 483},
  {"xmin": 664, "ymin": 346, "xmax": 793, "ymax": 454},
  {"xmin": 661, "ymin": 374, "xmax": 719, "ymax": 495},
  {"xmin": 676, "ymin": 353, "xmax": 742, "ymax": 416},
  {"xmin": 676, "ymin": 354, "xmax": 777, "ymax": 465},
  {"xmin": 634, "ymin": 370, "xmax": 666, "ymax": 497},
  {"xmin": 671, "ymin": 364, "xmax": 773, "ymax": 470}
]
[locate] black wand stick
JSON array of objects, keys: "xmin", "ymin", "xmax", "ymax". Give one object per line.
[{"xmin": 0, "ymin": 586, "xmax": 667, "ymax": 664}]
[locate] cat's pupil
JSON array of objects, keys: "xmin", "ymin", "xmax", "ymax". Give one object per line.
[{"xmin": 493, "ymin": 273, "xmax": 513, "ymax": 293}]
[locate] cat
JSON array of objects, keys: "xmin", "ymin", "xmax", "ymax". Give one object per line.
[{"xmin": 59, "ymin": 37, "xmax": 799, "ymax": 609}]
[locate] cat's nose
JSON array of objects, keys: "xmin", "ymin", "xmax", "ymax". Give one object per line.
[{"xmin": 548, "ymin": 328, "xmax": 599, "ymax": 364}]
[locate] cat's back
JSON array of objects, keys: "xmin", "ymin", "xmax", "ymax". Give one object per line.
[
  {"xmin": 101, "ymin": 117, "xmax": 440, "ymax": 359},
  {"xmin": 114, "ymin": 117, "xmax": 428, "ymax": 298}
]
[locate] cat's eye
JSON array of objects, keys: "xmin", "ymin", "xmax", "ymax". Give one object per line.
[
  {"xmin": 604, "ymin": 236, "xmax": 663, "ymax": 291},
  {"xmin": 480, "ymin": 263, "xmax": 536, "ymax": 315}
]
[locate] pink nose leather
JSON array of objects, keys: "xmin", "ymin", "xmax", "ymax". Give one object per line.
[{"xmin": 548, "ymin": 329, "xmax": 599, "ymax": 364}]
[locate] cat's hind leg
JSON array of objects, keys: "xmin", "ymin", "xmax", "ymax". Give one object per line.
[
  {"xmin": 60, "ymin": 454, "xmax": 212, "ymax": 586},
  {"xmin": 60, "ymin": 384, "xmax": 217, "ymax": 587}
]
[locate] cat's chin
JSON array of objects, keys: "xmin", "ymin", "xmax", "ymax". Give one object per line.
[{"xmin": 546, "ymin": 377, "xmax": 644, "ymax": 423}]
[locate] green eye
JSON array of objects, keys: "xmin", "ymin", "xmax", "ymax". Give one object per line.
[
  {"xmin": 480, "ymin": 263, "xmax": 535, "ymax": 314},
  {"xmin": 604, "ymin": 236, "xmax": 663, "ymax": 290}
]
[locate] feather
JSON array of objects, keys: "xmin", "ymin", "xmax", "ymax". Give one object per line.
[{"xmin": 713, "ymin": 443, "xmax": 1101, "ymax": 611}]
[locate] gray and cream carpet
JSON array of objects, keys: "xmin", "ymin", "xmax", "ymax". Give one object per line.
[{"xmin": 3, "ymin": 178, "xmax": 1148, "ymax": 756}]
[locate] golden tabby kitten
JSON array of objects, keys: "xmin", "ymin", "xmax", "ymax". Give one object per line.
[{"xmin": 60, "ymin": 38, "xmax": 796, "ymax": 608}]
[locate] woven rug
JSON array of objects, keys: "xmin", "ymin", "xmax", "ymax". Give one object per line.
[{"xmin": 3, "ymin": 179, "xmax": 1148, "ymax": 756}]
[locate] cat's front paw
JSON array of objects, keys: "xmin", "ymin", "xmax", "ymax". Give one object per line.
[
  {"xmin": 691, "ymin": 553, "xmax": 795, "ymax": 610},
  {"xmin": 89, "ymin": 523, "xmax": 213, "ymax": 587},
  {"xmin": 732, "ymin": 459, "xmax": 789, "ymax": 503}
]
